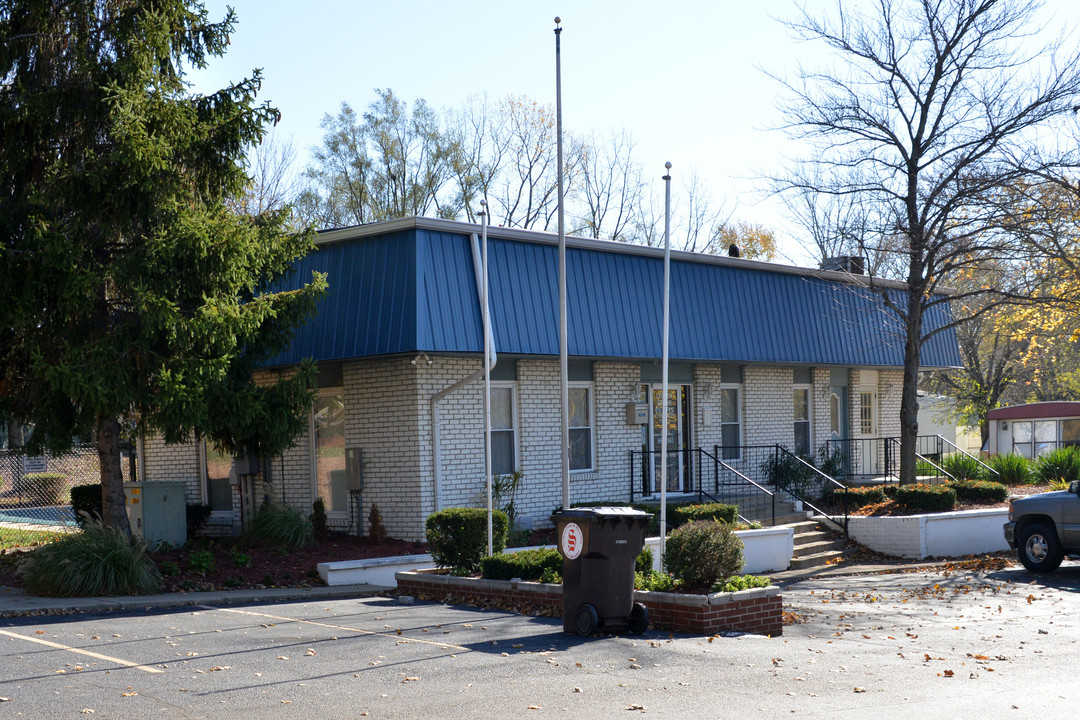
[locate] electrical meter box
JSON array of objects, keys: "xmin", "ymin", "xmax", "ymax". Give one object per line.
[
  {"xmin": 125, "ymin": 481, "xmax": 187, "ymax": 547},
  {"xmin": 625, "ymin": 403, "xmax": 648, "ymax": 424}
]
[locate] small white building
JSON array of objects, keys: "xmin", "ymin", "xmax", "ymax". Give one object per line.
[
  {"xmin": 987, "ymin": 402, "xmax": 1080, "ymax": 458},
  {"xmin": 139, "ymin": 218, "xmax": 962, "ymax": 541}
]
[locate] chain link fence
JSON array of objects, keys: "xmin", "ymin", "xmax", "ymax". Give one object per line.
[{"xmin": 0, "ymin": 444, "xmax": 135, "ymax": 547}]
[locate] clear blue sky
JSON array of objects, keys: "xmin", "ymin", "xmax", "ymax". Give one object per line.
[{"xmin": 190, "ymin": 0, "xmax": 1079, "ymax": 265}]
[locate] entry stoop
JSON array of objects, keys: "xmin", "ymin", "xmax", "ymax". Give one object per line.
[{"xmin": 787, "ymin": 520, "xmax": 845, "ymax": 570}]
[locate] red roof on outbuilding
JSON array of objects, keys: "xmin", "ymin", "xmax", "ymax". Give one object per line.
[{"xmin": 988, "ymin": 402, "xmax": 1080, "ymax": 420}]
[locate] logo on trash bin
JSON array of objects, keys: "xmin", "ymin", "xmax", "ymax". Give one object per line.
[{"xmin": 561, "ymin": 522, "xmax": 583, "ymax": 560}]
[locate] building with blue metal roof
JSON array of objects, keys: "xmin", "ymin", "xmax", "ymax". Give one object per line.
[{"xmin": 141, "ymin": 217, "xmax": 961, "ymax": 542}]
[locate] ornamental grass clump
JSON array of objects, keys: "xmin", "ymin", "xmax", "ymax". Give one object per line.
[
  {"xmin": 940, "ymin": 453, "xmax": 987, "ymax": 482},
  {"xmin": 1034, "ymin": 447, "xmax": 1080, "ymax": 486},
  {"xmin": 17, "ymin": 519, "xmax": 161, "ymax": 597},
  {"xmin": 243, "ymin": 499, "xmax": 313, "ymax": 551},
  {"xmin": 663, "ymin": 520, "xmax": 743, "ymax": 592},
  {"xmin": 989, "ymin": 453, "xmax": 1033, "ymax": 485}
]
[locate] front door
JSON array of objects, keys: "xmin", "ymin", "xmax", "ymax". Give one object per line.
[
  {"xmin": 641, "ymin": 383, "xmax": 692, "ymax": 496},
  {"xmin": 858, "ymin": 386, "xmax": 878, "ymax": 475}
]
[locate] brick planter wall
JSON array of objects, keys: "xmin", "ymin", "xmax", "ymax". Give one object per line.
[{"xmin": 395, "ymin": 570, "xmax": 782, "ymax": 637}]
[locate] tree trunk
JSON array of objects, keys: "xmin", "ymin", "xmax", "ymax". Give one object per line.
[
  {"xmin": 97, "ymin": 415, "xmax": 132, "ymax": 536},
  {"xmin": 898, "ymin": 286, "xmax": 925, "ymax": 486},
  {"xmin": 6, "ymin": 420, "xmax": 23, "ymax": 450}
]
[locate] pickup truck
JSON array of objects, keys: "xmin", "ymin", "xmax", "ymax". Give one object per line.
[{"xmin": 1003, "ymin": 481, "xmax": 1080, "ymax": 573}]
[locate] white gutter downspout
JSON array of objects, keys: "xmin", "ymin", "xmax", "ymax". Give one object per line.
[{"xmin": 430, "ymin": 231, "xmax": 497, "ymax": 512}]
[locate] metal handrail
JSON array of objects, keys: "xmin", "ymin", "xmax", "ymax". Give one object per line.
[
  {"xmin": 718, "ymin": 460, "xmax": 775, "ymax": 496},
  {"xmin": 933, "ymin": 434, "xmax": 1000, "ymax": 480},
  {"xmin": 914, "ymin": 452, "xmax": 956, "ymax": 483},
  {"xmin": 774, "ymin": 445, "xmax": 849, "ymax": 536}
]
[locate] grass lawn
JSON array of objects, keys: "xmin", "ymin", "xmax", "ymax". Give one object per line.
[{"xmin": 0, "ymin": 526, "xmax": 62, "ymax": 550}]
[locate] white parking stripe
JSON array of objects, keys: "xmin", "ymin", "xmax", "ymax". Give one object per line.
[
  {"xmin": 199, "ymin": 606, "xmax": 470, "ymax": 652},
  {"xmin": 0, "ymin": 629, "xmax": 165, "ymax": 673}
]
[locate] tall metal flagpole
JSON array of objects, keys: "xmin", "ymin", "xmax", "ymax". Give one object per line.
[
  {"xmin": 555, "ymin": 17, "xmax": 570, "ymax": 510},
  {"xmin": 481, "ymin": 201, "xmax": 493, "ymax": 556},
  {"xmin": 659, "ymin": 163, "xmax": 672, "ymax": 562}
]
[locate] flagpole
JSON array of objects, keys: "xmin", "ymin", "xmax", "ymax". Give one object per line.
[
  {"xmin": 660, "ymin": 162, "xmax": 672, "ymax": 563},
  {"xmin": 481, "ymin": 201, "xmax": 493, "ymax": 556},
  {"xmin": 555, "ymin": 17, "xmax": 570, "ymax": 511}
]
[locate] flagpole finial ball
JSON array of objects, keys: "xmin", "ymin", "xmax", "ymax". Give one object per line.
[
  {"xmin": 554, "ymin": 16, "xmax": 561, "ymax": 24},
  {"xmin": 665, "ymin": 162, "xmax": 672, "ymax": 170}
]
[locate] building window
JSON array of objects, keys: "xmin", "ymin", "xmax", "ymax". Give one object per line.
[
  {"xmin": 794, "ymin": 387, "xmax": 811, "ymax": 456},
  {"xmin": 860, "ymin": 392, "xmax": 874, "ymax": 435},
  {"xmin": 719, "ymin": 387, "xmax": 741, "ymax": 460},
  {"xmin": 203, "ymin": 442, "xmax": 232, "ymax": 514},
  {"xmin": 569, "ymin": 383, "xmax": 594, "ymax": 472},
  {"xmin": 490, "ymin": 384, "xmax": 516, "ymax": 476},
  {"xmin": 313, "ymin": 391, "xmax": 346, "ymax": 512}
]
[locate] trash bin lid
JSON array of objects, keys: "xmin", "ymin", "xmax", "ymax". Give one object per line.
[{"xmin": 552, "ymin": 506, "xmax": 652, "ymax": 520}]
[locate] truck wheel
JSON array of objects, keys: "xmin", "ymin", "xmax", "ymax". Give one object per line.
[
  {"xmin": 628, "ymin": 602, "xmax": 650, "ymax": 635},
  {"xmin": 1018, "ymin": 522, "xmax": 1064, "ymax": 573},
  {"xmin": 574, "ymin": 603, "xmax": 599, "ymax": 636}
]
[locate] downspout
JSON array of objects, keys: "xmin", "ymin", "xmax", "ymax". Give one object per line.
[{"xmin": 430, "ymin": 232, "xmax": 497, "ymax": 512}]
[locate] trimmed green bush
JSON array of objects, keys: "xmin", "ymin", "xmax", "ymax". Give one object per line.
[
  {"xmin": 17, "ymin": 518, "xmax": 161, "ymax": 597},
  {"xmin": 894, "ymin": 483, "xmax": 956, "ymax": 512},
  {"xmin": 426, "ymin": 507, "xmax": 508, "ymax": 573},
  {"xmin": 70, "ymin": 483, "xmax": 103, "ymax": 527},
  {"xmin": 946, "ymin": 478, "xmax": 1008, "ymax": 503},
  {"xmin": 1035, "ymin": 447, "xmax": 1080, "ymax": 485},
  {"xmin": 663, "ymin": 520, "xmax": 743, "ymax": 591},
  {"xmin": 989, "ymin": 453, "xmax": 1033, "ymax": 485},
  {"xmin": 941, "ymin": 453, "xmax": 987, "ymax": 482},
  {"xmin": 828, "ymin": 485, "xmax": 886, "ymax": 508},
  {"xmin": 636, "ymin": 547, "xmax": 654, "ymax": 574},
  {"xmin": 480, "ymin": 547, "xmax": 561, "ymax": 581},
  {"xmin": 243, "ymin": 500, "xmax": 313, "ymax": 550},
  {"xmin": 634, "ymin": 570, "xmax": 675, "ymax": 591},
  {"xmin": 23, "ymin": 472, "xmax": 68, "ymax": 505},
  {"xmin": 716, "ymin": 574, "xmax": 771, "ymax": 593},
  {"xmin": 671, "ymin": 502, "xmax": 738, "ymax": 527}
]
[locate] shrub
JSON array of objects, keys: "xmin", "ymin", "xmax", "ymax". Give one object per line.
[
  {"xmin": 244, "ymin": 500, "xmax": 313, "ymax": 550},
  {"xmin": 230, "ymin": 548, "xmax": 252, "ymax": 569},
  {"xmin": 160, "ymin": 561, "xmax": 180, "ymax": 577},
  {"xmin": 828, "ymin": 485, "xmax": 886, "ymax": 508},
  {"xmin": 539, "ymin": 566, "xmax": 562, "ymax": 584},
  {"xmin": 715, "ymin": 574, "xmax": 771, "ymax": 593},
  {"xmin": 368, "ymin": 504, "xmax": 387, "ymax": 544},
  {"xmin": 636, "ymin": 547, "xmax": 654, "ymax": 574},
  {"xmin": 989, "ymin": 453, "xmax": 1033, "ymax": 485},
  {"xmin": 671, "ymin": 503, "xmax": 738, "ymax": 526},
  {"xmin": 70, "ymin": 484, "xmax": 103, "ymax": 527},
  {"xmin": 311, "ymin": 498, "xmax": 328, "ymax": 540},
  {"xmin": 189, "ymin": 549, "xmax": 214, "ymax": 575},
  {"xmin": 940, "ymin": 453, "xmax": 986, "ymax": 482},
  {"xmin": 23, "ymin": 472, "xmax": 68, "ymax": 505},
  {"xmin": 17, "ymin": 518, "xmax": 161, "ymax": 597},
  {"xmin": 634, "ymin": 570, "xmax": 675, "ymax": 592},
  {"xmin": 186, "ymin": 504, "xmax": 212, "ymax": 538},
  {"xmin": 426, "ymin": 507, "xmax": 508, "ymax": 573},
  {"xmin": 946, "ymin": 478, "xmax": 1008, "ymax": 503},
  {"xmin": 480, "ymin": 547, "xmax": 561, "ymax": 581},
  {"xmin": 894, "ymin": 483, "xmax": 956, "ymax": 512},
  {"xmin": 760, "ymin": 453, "xmax": 816, "ymax": 497},
  {"xmin": 1035, "ymin": 447, "xmax": 1080, "ymax": 485},
  {"xmin": 663, "ymin": 520, "xmax": 743, "ymax": 591}
]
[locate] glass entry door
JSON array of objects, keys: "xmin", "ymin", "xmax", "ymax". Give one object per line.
[{"xmin": 641, "ymin": 383, "xmax": 692, "ymax": 496}]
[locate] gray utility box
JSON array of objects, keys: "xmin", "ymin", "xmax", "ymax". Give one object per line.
[
  {"xmin": 125, "ymin": 481, "xmax": 187, "ymax": 547},
  {"xmin": 550, "ymin": 506, "xmax": 652, "ymax": 636}
]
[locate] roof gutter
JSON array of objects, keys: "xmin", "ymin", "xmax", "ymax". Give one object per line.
[{"xmin": 430, "ymin": 232, "xmax": 497, "ymax": 513}]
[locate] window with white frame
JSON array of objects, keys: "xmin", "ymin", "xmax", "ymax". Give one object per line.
[
  {"xmin": 719, "ymin": 386, "xmax": 741, "ymax": 460},
  {"xmin": 568, "ymin": 383, "xmax": 594, "ymax": 472},
  {"xmin": 313, "ymin": 391, "xmax": 346, "ymax": 513},
  {"xmin": 202, "ymin": 442, "xmax": 233, "ymax": 514},
  {"xmin": 793, "ymin": 386, "xmax": 811, "ymax": 456},
  {"xmin": 490, "ymin": 383, "xmax": 516, "ymax": 476}
]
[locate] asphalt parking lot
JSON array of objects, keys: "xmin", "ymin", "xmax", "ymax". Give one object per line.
[{"xmin": 2, "ymin": 563, "xmax": 1079, "ymax": 719}]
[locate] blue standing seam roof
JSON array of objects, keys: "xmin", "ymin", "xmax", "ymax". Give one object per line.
[{"xmin": 265, "ymin": 226, "xmax": 962, "ymax": 369}]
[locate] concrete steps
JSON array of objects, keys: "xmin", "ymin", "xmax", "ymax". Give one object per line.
[{"xmin": 787, "ymin": 520, "xmax": 846, "ymax": 570}]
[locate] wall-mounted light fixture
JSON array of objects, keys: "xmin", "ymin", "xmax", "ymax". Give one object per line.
[
  {"xmin": 1001, "ymin": 420, "xmax": 1008, "ymax": 430},
  {"xmin": 411, "ymin": 352, "xmax": 433, "ymax": 366}
]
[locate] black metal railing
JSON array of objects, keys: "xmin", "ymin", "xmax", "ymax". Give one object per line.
[
  {"xmin": 769, "ymin": 446, "xmax": 849, "ymax": 535},
  {"xmin": 628, "ymin": 447, "xmax": 719, "ymax": 505}
]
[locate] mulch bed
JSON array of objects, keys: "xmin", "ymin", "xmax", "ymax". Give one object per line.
[{"xmin": 848, "ymin": 483, "xmax": 1053, "ymax": 517}]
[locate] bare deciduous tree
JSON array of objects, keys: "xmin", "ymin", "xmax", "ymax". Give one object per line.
[{"xmin": 774, "ymin": 0, "xmax": 1080, "ymax": 484}]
